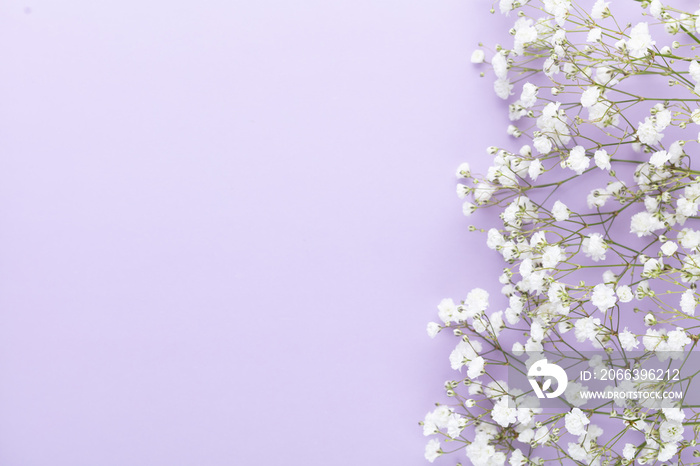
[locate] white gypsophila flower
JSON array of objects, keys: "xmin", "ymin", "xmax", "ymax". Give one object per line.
[
  {"xmin": 528, "ymin": 159, "xmax": 544, "ymax": 180},
  {"xmin": 607, "ymin": 182, "xmax": 625, "ymax": 199},
  {"xmin": 542, "ymin": 57, "xmax": 561, "ymax": 78},
  {"xmin": 424, "ymin": 438, "xmax": 442, "ymax": 463},
  {"xmin": 565, "ymin": 408, "xmax": 590, "ymax": 436},
  {"xmin": 530, "ymin": 321, "xmax": 544, "ymax": 342},
  {"xmin": 427, "ymin": 322, "xmax": 441, "ymax": 338},
  {"xmin": 582, "ymin": 233, "xmax": 607, "ymax": 261},
  {"xmin": 655, "ymin": 108, "xmax": 672, "ymax": 131},
  {"xmin": 456, "ymin": 184, "xmax": 470, "ymax": 199},
  {"xmin": 636, "ymin": 117, "xmax": 663, "ymax": 145},
  {"xmin": 463, "ymin": 201, "xmax": 477, "ymax": 217},
  {"xmin": 660, "ymin": 420, "xmax": 685, "ymax": 443},
  {"xmin": 449, "ymin": 339, "xmax": 483, "ymax": 370},
  {"xmin": 543, "ymin": 0, "xmax": 572, "ymax": 26},
  {"xmin": 626, "ymin": 22, "xmax": 655, "ymax": 58},
  {"xmin": 566, "ymin": 145, "xmax": 590, "ymax": 175},
  {"xmin": 551, "ymin": 200, "xmax": 570, "ymax": 221},
  {"xmin": 533, "ymin": 135, "xmax": 552, "ymax": 154},
  {"xmin": 588, "ymin": 100, "xmax": 618, "ymax": 127},
  {"xmin": 591, "ymin": 0, "xmax": 609, "ymax": 19},
  {"xmin": 668, "ymin": 141, "xmax": 684, "ymax": 164},
  {"xmin": 681, "ymin": 289, "xmax": 697, "ymax": 315},
  {"xmin": 587, "ymin": 27, "xmax": 602, "ymax": 43},
  {"xmin": 499, "ymin": 0, "xmax": 515, "ymax": 14},
  {"xmin": 602, "ymin": 270, "xmax": 616, "ymax": 284},
  {"xmin": 567, "ymin": 443, "xmax": 587, "ymax": 462},
  {"xmin": 537, "ymin": 102, "xmax": 570, "ymax": 144},
  {"xmin": 467, "ymin": 356, "xmax": 486, "ymax": 378},
  {"xmin": 616, "ymin": 285, "xmax": 633, "ymax": 303},
  {"xmin": 542, "ymin": 244, "xmax": 564, "ymax": 269},
  {"xmin": 667, "ymin": 327, "xmax": 691, "ymax": 352},
  {"xmin": 533, "ymin": 426, "xmax": 550, "ymax": 445},
  {"xmin": 619, "ymin": 328, "xmax": 639, "ymax": 350},
  {"xmin": 445, "ymin": 413, "xmax": 466, "ymax": 438},
  {"xmin": 456, "ymin": 162, "xmax": 471, "ymax": 178},
  {"xmin": 580, "ymin": 87, "xmax": 600, "ymax": 107},
  {"xmin": 494, "ymin": 78, "xmax": 514, "ymax": 100},
  {"xmin": 487, "ymin": 228, "xmax": 505, "ymax": 250},
  {"xmin": 591, "ymin": 284, "xmax": 617, "ymax": 312},
  {"xmin": 465, "ymin": 288, "xmax": 489, "ymax": 317},
  {"xmin": 679, "ymin": 228, "xmax": 700, "ymax": 249},
  {"xmin": 574, "ymin": 316, "xmax": 600, "ymax": 343},
  {"xmin": 492, "ymin": 396, "xmax": 517, "ymax": 427},
  {"xmin": 438, "ymin": 298, "xmax": 458, "ymax": 323},
  {"xmin": 649, "ymin": 0, "xmax": 662, "ymax": 18},
  {"xmin": 509, "ymin": 449, "xmax": 526, "ymax": 466},
  {"xmin": 587, "ymin": 188, "xmax": 609, "ymax": 209},
  {"xmin": 423, "ymin": 405, "xmax": 451, "ymax": 435},
  {"xmin": 520, "ymin": 83, "xmax": 538, "ymax": 108},
  {"xmin": 474, "ymin": 182, "xmax": 496, "ymax": 204},
  {"xmin": 593, "ymin": 149, "xmax": 610, "ymax": 170},
  {"xmin": 690, "ymin": 60, "xmax": 700, "ymax": 82},
  {"xmin": 492, "ymin": 52, "xmax": 508, "ymax": 79},
  {"xmin": 664, "ymin": 407, "xmax": 686, "ymax": 423},
  {"xmin": 642, "ymin": 257, "xmax": 663, "ymax": 278},
  {"xmin": 471, "ymin": 50, "xmax": 485, "ymax": 64},
  {"xmin": 661, "ymin": 241, "xmax": 678, "ymax": 256},
  {"xmin": 513, "ymin": 18, "xmax": 538, "ymax": 55},
  {"xmin": 677, "ymin": 197, "xmax": 699, "ymax": 218},
  {"xmin": 630, "ymin": 211, "xmax": 665, "ymax": 237},
  {"xmin": 644, "ymin": 196, "xmax": 659, "ymax": 212},
  {"xmin": 658, "ymin": 444, "xmax": 678, "ymax": 462},
  {"xmin": 649, "ymin": 150, "xmax": 670, "ymax": 168},
  {"xmin": 466, "ymin": 439, "xmax": 506, "ymax": 466},
  {"xmin": 622, "ymin": 443, "xmax": 637, "ymax": 460},
  {"xmin": 564, "ymin": 382, "xmax": 589, "ymax": 407}
]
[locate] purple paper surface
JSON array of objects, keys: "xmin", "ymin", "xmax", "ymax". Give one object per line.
[{"xmin": 0, "ymin": 2, "xmax": 512, "ymax": 465}]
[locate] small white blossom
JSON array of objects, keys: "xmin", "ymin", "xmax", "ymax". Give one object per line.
[
  {"xmin": 591, "ymin": 0, "xmax": 609, "ymax": 18},
  {"xmin": 616, "ymin": 285, "xmax": 634, "ymax": 303},
  {"xmin": 552, "ymin": 200, "xmax": 570, "ymax": 221},
  {"xmin": 636, "ymin": 117, "xmax": 663, "ymax": 145},
  {"xmin": 424, "ymin": 439, "xmax": 442, "ymax": 463},
  {"xmin": 494, "ymin": 78, "xmax": 514, "ymax": 99},
  {"xmin": 566, "ymin": 146, "xmax": 590, "ymax": 175},
  {"xmin": 456, "ymin": 162, "xmax": 471, "ymax": 178},
  {"xmin": 587, "ymin": 28, "xmax": 602, "ymax": 43},
  {"xmin": 630, "ymin": 211, "xmax": 665, "ymax": 237},
  {"xmin": 591, "ymin": 284, "xmax": 617, "ymax": 312},
  {"xmin": 581, "ymin": 87, "xmax": 600, "ymax": 107},
  {"xmin": 582, "ymin": 233, "xmax": 607, "ymax": 261},
  {"xmin": 463, "ymin": 201, "xmax": 477, "ymax": 217},
  {"xmin": 533, "ymin": 135, "xmax": 552, "ymax": 154},
  {"xmin": 471, "ymin": 50, "xmax": 485, "ymax": 64},
  {"xmin": 575, "ymin": 316, "xmax": 601, "ymax": 343},
  {"xmin": 619, "ymin": 328, "xmax": 639, "ymax": 350},
  {"xmin": 492, "ymin": 396, "xmax": 517, "ymax": 427},
  {"xmin": 680, "ymin": 289, "xmax": 697, "ymax": 315},
  {"xmin": 565, "ymin": 408, "xmax": 590, "ymax": 435},
  {"xmin": 594, "ymin": 149, "xmax": 610, "ymax": 170},
  {"xmin": 528, "ymin": 159, "xmax": 544, "ymax": 180},
  {"xmin": 661, "ymin": 241, "xmax": 678, "ymax": 256},
  {"xmin": 626, "ymin": 22, "xmax": 655, "ymax": 58},
  {"xmin": 427, "ymin": 322, "xmax": 440, "ymax": 338}
]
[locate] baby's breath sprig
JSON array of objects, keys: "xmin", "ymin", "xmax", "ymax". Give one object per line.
[{"xmin": 425, "ymin": 1, "xmax": 700, "ymax": 465}]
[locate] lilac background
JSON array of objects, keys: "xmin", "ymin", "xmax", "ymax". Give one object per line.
[{"xmin": 0, "ymin": 2, "xmax": 508, "ymax": 465}]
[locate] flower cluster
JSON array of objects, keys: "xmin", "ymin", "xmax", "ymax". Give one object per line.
[{"xmin": 426, "ymin": 0, "xmax": 700, "ymax": 464}]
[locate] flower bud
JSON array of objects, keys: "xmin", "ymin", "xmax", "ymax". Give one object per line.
[{"xmin": 644, "ymin": 313, "xmax": 657, "ymax": 326}]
